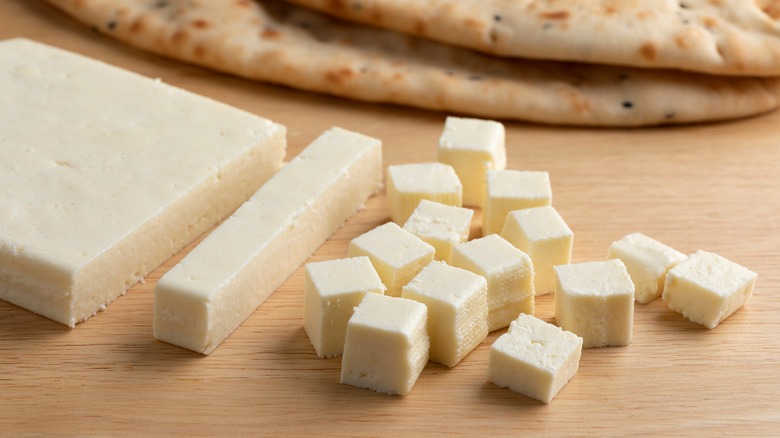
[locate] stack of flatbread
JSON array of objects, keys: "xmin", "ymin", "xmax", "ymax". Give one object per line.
[{"xmin": 41, "ymin": 0, "xmax": 780, "ymax": 126}]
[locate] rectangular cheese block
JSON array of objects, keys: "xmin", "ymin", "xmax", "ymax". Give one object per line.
[
  {"xmin": 154, "ymin": 127, "xmax": 382, "ymax": 354},
  {"xmin": 0, "ymin": 39, "xmax": 286, "ymax": 327}
]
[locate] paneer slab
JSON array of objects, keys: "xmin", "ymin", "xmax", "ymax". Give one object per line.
[
  {"xmin": 0, "ymin": 39, "xmax": 286, "ymax": 327},
  {"xmin": 154, "ymin": 127, "xmax": 382, "ymax": 354}
]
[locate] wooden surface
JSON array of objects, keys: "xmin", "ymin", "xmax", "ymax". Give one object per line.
[{"xmin": 2, "ymin": 1, "xmax": 780, "ymax": 436}]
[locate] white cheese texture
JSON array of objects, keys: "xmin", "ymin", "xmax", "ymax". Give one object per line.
[
  {"xmin": 304, "ymin": 257, "xmax": 386, "ymax": 358},
  {"xmin": 403, "ymin": 200, "xmax": 473, "ymax": 263},
  {"xmin": 451, "ymin": 235, "xmax": 535, "ymax": 331},
  {"xmin": 402, "ymin": 261, "xmax": 488, "ymax": 367},
  {"xmin": 554, "ymin": 260, "xmax": 635, "ymax": 348},
  {"xmin": 501, "ymin": 206, "xmax": 573, "ymax": 296},
  {"xmin": 340, "ymin": 293, "xmax": 429, "ymax": 395},
  {"xmin": 0, "ymin": 39, "xmax": 286, "ymax": 327},
  {"xmin": 489, "ymin": 314, "xmax": 583, "ymax": 404},
  {"xmin": 386, "ymin": 162, "xmax": 463, "ymax": 225},
  {"xmin": 348, "ymin": 222, "xmax": 435, "ymax": 297},
  {"xmin": 154, "ymin": 127, "xmax": 382, "ymax": 354},
  {"xmin": 483, "ymin": 170, "xmax": 552, "ymax": 236},
  {"xmin": 662, "ymin": 250, "xmax": 756, "ymax": 329},
  {"xmin": 437, "ymin": 116, "xmax": 506, "ymax": 207},
  {"xmin": 608, "ymin": 233, "xmax": 687, "ymax": 304}
]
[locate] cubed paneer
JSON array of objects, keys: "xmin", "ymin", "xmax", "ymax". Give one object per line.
[
  {"xmin": 662, "ymin": 250, "xmax": 756, "ymax": 329},
  {"xmin": 554, "ymin": 260, "xmax": 634, "ymax": 348}
]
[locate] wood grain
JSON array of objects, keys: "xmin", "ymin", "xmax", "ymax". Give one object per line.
[{"xmin": 2, "ymin": 1, "xmax": 780, "ymax": 435}]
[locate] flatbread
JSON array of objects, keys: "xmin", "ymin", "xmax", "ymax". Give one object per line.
[
  {"xmin": 41, "ymin": 0, "xmax": 780, "ymax": 126},
  {"xmin": 285, "ymin": 0, "xmax": 780, "ymax": 76}
]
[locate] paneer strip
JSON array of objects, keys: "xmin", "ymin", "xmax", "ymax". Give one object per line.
[{"xmin": 154, "ymin": 127, "xmax": 383, "ymax": 354}]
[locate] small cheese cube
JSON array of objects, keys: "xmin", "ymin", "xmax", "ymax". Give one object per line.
[
  {"xmin": 489, "ymin": 314, "xmax": 583, "ymax": 404},
  {"xmin": 403, "ymin": 200, "xmax": 473, "ymax": 263},
  {"xmin": 340, "ymin": 294, "xmax": 429, "ymax": 395},
  {"xmin": 501, "ymin": 206, "xmax": 573, "ymax": 296},
  {"xmin": 402, "ymin": 261, "xmax": 488, "ymax": 367},
  {"xmin": 554, "ymin": 260, "xmax": 634, "ymax": 348},
  {"xmin": 662, "ymin": 250, "xmax": 756, "ymax": 329},
  {"xmin": 437, "ymin": 116, "xmax": 506, "ymax": 207},
  {"xmin": 386, "ymin": 162, "xmax": 463, "ymax": 225},
  {"xmin": 304, "ymin": 257, "xmax": 386, "ymax": 358},
  {"xmin": 348, "ymin": 222, "xmax": 435, "ymax": 297},
  {"xmin": 608, "ymin": 233, "xmax": 687, "ymax": 304},
  {"xmin": 483, "ymin": 170, "xmax": 552, "ymax": 236},
  {"xmin": 451, "ymin": 234, "xmax": 534, "ymax": 331}
]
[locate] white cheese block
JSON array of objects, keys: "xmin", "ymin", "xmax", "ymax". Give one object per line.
[
  {"xmin": 154, "ymin": 127, "xmax": 382, "ymax": 354},
  {"xmin": 490, "ymin": 314, "xmax": 583, "ymax": 404},
  {"xmin": 437, "ymin": 116, "xmax": 506, "ymax": 207},
  {"xmin": 662, "ymin": 250, "xmax": 756, "ymax": 329},
  {"xmin": 0, "ymin": 39, "xmax": 286, "ymax": 327},
  {"xmin": 403, "ymin": 200, "xmax": 473, "ymax": 264},
  {"xmin": 554, "ymin": 260, "xmax": 634, "ymax": 348},
  {"xmin": 451, "ymin": 234, "xmax": 535, "ymax": 331},
  {"xmin": 340, "ymin": 293, "xmax": 429, "ymax": 395},
  {"xmin": 608, "ymin": 233, "xmax": 687, "ymax": 304},
  {"xmin": 501, "ymin": 206, "xmax": 573, "ymax": 296},
  {"xmin": 483, "ymin": 170, "xmax": 552, "ymax": 236},
  {"xmin": 304, "ymin": 257, "xmax": 386, "ymax": 358},
  {"xmin": 402, "ymin": 260, "xmax": 488, "ymax": 367},
  {"xmin": 386, "ymin": 162, "xmax": 462, "ymax": 225},
  {"xmin": 348, "ymin": 222, "xmax": 435, "ymax": 297}
]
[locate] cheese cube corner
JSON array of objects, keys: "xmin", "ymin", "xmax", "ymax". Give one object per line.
[
  {"xmin": 607, "ymin": 233, "xmax": 687, "ymax": 304},
  {"xmin": 304, "ymin": 257, "xmax": 386, "ymax": 358},
  {"xmin": 662, "ymin": 250, "xmax": 756, "ymax": 329},
  {"xmin": 451, "ymin": 234, "xmax": 534, "ymax": 331},
  {"xmin": 554, "ymin": 260, "xmax": 634, "ymax": 348},
  {"xmin": 501, "ymin": 206, "xmax": 573, "ymax": 296},
  {"xmin": 340, "ymin": 294, "xmax": 429, "ymax": 395},
  {"xmin": 437, "ymin": 116, "xmax": 506, "ymax": 207},
  {"xmin": 403, "ymin": 200, "xmax": 473, "ymax": 263},
  {"xmin": 489, "ymin": 314, "xmax": 582, "ymax": 404},
  {"xmin": 483, "ymin": 170, "xmax": 552, "ymax": 236},
  {"xmin": 348, "ymin": 222, "xmax": 435, "ymax": 297},
  {"xmin": 386, "ymin": 162, "xmax": 462, "ymax": 225},
  {"xmin": 402, "ymin": 260, "xmax": 488, "ymax": 367}
]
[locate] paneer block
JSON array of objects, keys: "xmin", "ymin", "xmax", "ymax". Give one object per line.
[
  {"xmin": 304, "ymin": 257, "xmax": 386, "ymax": 358},
  {"xmin": 501, "ymin": 206, "xmax": 573, "ymax": 296},
  {"xmin": 554, "ymin": 260, "xmax": 634, "ymax": 348},
  {"xmin": 340, "ymin": 294, "xmax": 429, "ymax": 395},
  {"xmin": 402, "ymin": 260, "xmax": 488, "ymax": 367},
  {"xmin": 489, "ymin": 314, "xmax": 583, "ymax": 404},
  {"xmin": 608, "ymin": 233, "xmax": 687, "ymax": 304},
  {"xmin": 386, "ymin": 162, "xmax": 463, "ymax": 225},
  {"xmin": 0, "ymin": 39, "xmax": 286, "ymax": 327},
  {"xmin": 349, "ymin": 222, "xmax": 435, "ymax": 297},
  {"xmin": 403, "ymin": 200, "xmax": 473, "ymax": 263},
  {"xmin": 154, "ymin": 127, "xmax": 381, "ymax": 354},
  {"xmin": 437, "ymin": 116, "xmax": 506, "ymax": 207},
  {"xmin": 662, "ymin": 250, "xmax": 756, "ymax": 329},
  {"xmin": 483, "ymin": 170, "xmax": 552, "ymax": 236},
  {"xmin": 451, "ymin": 234, "xmax": 534, "ymax": 331}
]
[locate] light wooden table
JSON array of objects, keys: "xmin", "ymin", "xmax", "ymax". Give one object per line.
[{"xmin": 2, "ymin": 1, "xmax": 780, "ymax": 436}]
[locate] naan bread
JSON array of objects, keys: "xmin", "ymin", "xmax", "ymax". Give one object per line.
[
  {"xmin": 285, "ymin": 0, "xmax": 780, "ymax": 76},
  {"xmin": 41, "ymin": 0, "xmax": 780, "ymax": 126}
]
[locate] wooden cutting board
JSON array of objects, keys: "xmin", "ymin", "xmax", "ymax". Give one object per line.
[{"xmin": 2, "ymin": 2, "xmax": 779, "ymax": 435}]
